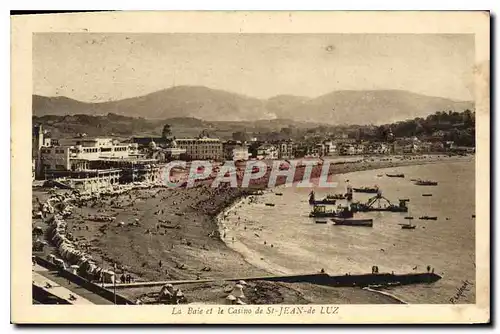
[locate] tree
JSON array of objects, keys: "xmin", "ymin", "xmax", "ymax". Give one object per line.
[
  {"xmin": 232, "ymin": 131, "xmax": 250, "ymax": 142},
  {"xmin": 280, "ymin": 127, "xmax": 293, "ymax": 138},
  {"xmin": 162, "ymin": 124, "xmax": 172, "ymax": 139}
]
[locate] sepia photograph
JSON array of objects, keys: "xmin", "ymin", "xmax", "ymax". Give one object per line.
[{"xmin": 11, "ymin": 11, "xmax": 490, "ymax": 324}]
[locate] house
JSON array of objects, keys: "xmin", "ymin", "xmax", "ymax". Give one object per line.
[
  {"xmin": 339, "ymin": 144, "xmax": 356, "ymax": 155},
  {"xmin": 323, "ymin": 140, "xmax": 337, "ymax": 156},
  {"xmin": 256, "ymin": 143, "xmax": 278, "ymax": 160},
  {"xmin": 276, "ymin": 140, "xmax": 294, "ymax": 159},
  {"xmin": 175, "ymin": 137, "xmax": 223, "ymax": 160},
  {"xmin": 39, "ymin": 137, "xmax": 133, "ymax": 173},
  {"xmin": 223, "ymin": 141, "xmax": 250, "ymax": 161}
]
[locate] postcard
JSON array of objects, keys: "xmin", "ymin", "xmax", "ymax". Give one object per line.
[{"xmin": 11, "ymin": 10, "xmax": 490, "ymax": 324}]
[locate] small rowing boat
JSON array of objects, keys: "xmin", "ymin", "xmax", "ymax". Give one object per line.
[
  {"xmin": 419, "ymin": 216, "xmax": 438, "ymax": 220},
  {"xmin": 386, "ymin": 173, "xmax": 405, "ymax": 178},
  {"xmin": 352, "ymin": 186, "xmax": 379, "ymax": 193},
  {"xmin": 331, "ymin": 218, "xmax": 373, "ymax": 227},
  {"xmin": 414, "ymin": 180, "xmax": 438, "ymax": 186}
]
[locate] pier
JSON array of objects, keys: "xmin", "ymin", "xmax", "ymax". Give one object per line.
[{"xmin": 103, "ymin": 271, "xmax": 442, "ymax": 289}]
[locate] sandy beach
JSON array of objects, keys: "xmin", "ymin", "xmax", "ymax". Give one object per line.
[{"xmin": 33, "ymin": 154, "xmax": 468, "ymax": 304}]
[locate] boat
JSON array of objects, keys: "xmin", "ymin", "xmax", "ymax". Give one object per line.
[
  {"xmin": 401, "ymin": 216, "xmax": 416, "ymax": 229},
  {"xmin": 422, "ymin": 194, "xmax": 433, "ymax": 197},
  {"xmin": 315, "ymin": 220, "xmax": 328, "ymax": 224},
  {"xmin": 275, "ymin": 193, "xmax": 283, "ymax": 196},
  {"xmin": 419, "ymin": 216, "xmax": 438, "ymax": 220},
  {"xmin": 265, "ymin": 203, "xmax": 275, "ymax": 207},
  {"xmin": 386, "ymin": 173, "xmax": 405, "ymax": 178},
  {"xmin": 350, "ymin": 198, "xmax": 409, "ymax": 213},
  {"xmin": 309, "ymin": 205, "xmax": 354, "ymax": 218},
  {"xmin": 332, "ymin": 218, "xmax": 373, "ymax": 227},
  {"xmin": 414, "ymin": 180, "xmax": 438, "ymax": 186},
  {"xmin": 310, "ymin": 198, "xmax": 337, "ymax": 205},
  {"xmin": 352, "ymin": 186, "xmax": 379, "ymax": 193},
  {"xmin": 309, "ymin": 191, "xmax": 336, "ymax": 205},
  {"xmin": 326, "ymin": 193, "xmax": 347, "ymax": 200}
]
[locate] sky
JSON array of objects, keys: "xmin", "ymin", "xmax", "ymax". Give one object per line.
[{"xmin": 33, "ymin": 33, "xmax": 475, "ymax": 102}]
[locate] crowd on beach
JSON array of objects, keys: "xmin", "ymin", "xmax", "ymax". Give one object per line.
[{"xmin": 31, "ymin": 154, "xmax": 470, "ymax": 304}]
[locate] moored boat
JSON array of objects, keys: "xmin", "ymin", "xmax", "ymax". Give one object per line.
[
  {"xmin": 326, "ymin": 193, "xmax": 347, "ymax": 200},
  {"xmin": 309, "ymin": 205, "xmax": 354, "ymax": 218},
  {"xmin": 401, "ymin": 224, "xmax": 416, "ymax": 230},
  {"xmin": 309, "ymin": 190, "xmax": 336, "ymax": 205},
  {"xmin": 419, "ymin": 216, "xmax": 438, "ymax": 220},
  {"xmin": 422, "ymin": 193, "xmax": 433, "ymax": 197},
  {"xmin": 386, "ymin": 173, "xmax": 405, "ymax": 178},
  {"xmin": 315, "ymin": 220, "xmax": 328, "ymax": 224},
  {"xmin": 352, "ymin": 186, "xmax": 379, "ymax": 193},
  {"xmin": 265, "ymin": 203, "xmax": 275, "ymax": 207},
  {"xmin": 310, "ymin": 198, "xmax": 337, "ymax": 205},
  {"xmin": 331, "ymin": 218, "xmax": 373, "ymax": 227},
  {"xmin": 400, "ymin": 216, "xmax": 416, "ymax": 229}
]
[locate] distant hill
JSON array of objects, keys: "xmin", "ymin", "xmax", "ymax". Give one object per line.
[
  {"xmin": 280, "ymin": 90, "xmax": 474, "ymax": 124},
  {"xmin": 33, "ymin": 86, "xmax": 473, "ymax": 125},
  {"xmin": 32, "ymin": 114, "xmax": 322, "ymax": 140}
]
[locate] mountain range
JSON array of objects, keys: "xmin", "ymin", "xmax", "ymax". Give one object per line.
[{"xmin": 33, "ymin": 86, "xmax": 473, "ymax": 125}]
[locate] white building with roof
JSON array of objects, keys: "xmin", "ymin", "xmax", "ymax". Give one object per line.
[{"xmin": 175, "ymin": 137, "xmax": 223, "ymax": 160}]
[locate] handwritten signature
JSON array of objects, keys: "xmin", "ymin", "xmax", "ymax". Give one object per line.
[{"xmin": 449, "ymin": 280, "xmax": 473, "ymax": 304}]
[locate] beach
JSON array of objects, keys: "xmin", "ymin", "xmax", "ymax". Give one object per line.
[{"xmin": 32, "ymin": 154, "xmax": 470, "ymax": 304}]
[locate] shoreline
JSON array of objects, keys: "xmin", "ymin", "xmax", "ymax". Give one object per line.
[{"xmin": 214, "ymin": 155, "xmax": 472, "ymax": 276}]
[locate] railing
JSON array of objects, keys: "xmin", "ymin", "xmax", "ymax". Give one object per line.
[{"xmin": 34, "ymin": 256, "xmax": 135, "ymax": 305}]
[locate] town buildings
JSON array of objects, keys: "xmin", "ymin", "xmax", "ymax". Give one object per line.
[
  {"xmin": 33, "ymin": 129, "xmax": 163, "ymax": 192},
  {"xmin": 223, "ymin": 141, "xmax": 250, "ymax": 161},
  {"xmin": 175, "ymin": 137, "xmax": 223, "ymax": 160},
  {"xmin": 256, "ymin": 143, "xmax": 279, "ymax": 160},
  {"xmin": 277, "ymin": 140, "xmax": 294, "ymax": 159}
]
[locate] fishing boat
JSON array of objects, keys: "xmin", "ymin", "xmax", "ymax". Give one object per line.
[
  {"xmin": 331, "ymin": 218, "xmax": 373, "ymax": 227},
  {"xmin": 419, "ymin": 216, "xmax": 438, "ymax": 220},
  {"xmin": 275, "ymin": 192, "xmax": 283, "ymax": 196},
  {"xmin": 309, "ymin": 205, "xmax": 354, "ymax": 218},
  {"xmin": 352, "ymin": 186, "xmax": 379, "ymax": 193},
  {"xmin": 315, "ymin": 220, "xmax": 328, "ymax": 224},
  {"xmin": 265, "ymin": 203, "xmax": 275, "ymax": 207},
  {"xmin": 414, "ymin": 180, "xmax": 438, "ymax": 186},
  {"xmin": 326, "ymin": 193, "xmax": 347, "ymax": 200},
  {"xmin": 400, "ymin": 216, "xmax": 416, "ymax": 229},
  {"xmin": 309, "ymin": 191, "xmax": 336, "ymax": 205},
  {"xmin": 422, "ymin": 194, "xmax": 433, "ymax": 197},
  {"xmin": 386, "ymin": 173, "xmax": 405, "ymax": 178},
  {"xmin": 311, "ymin": 198, "xmax": 337, "ymax": 205}
]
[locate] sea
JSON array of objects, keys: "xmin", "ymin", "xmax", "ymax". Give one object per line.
[{"xmin": 220, "ymin": 158, "xmax": 476, "ymax": 304}]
